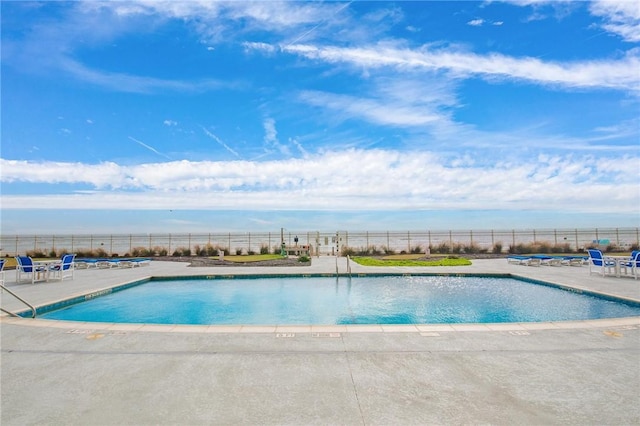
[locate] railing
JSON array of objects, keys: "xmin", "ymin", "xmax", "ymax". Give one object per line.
[
  {"xmin": 1, "ymin": 227, "xmax": 638, "ymax": 258},
  {"xmin": 0, "ymin": 284, "xmax": 36, "ymax": 318}
]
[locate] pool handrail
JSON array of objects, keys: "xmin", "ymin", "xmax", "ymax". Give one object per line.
[{"xmin": 0, "ymin": 283, "xmax": 36, "ymax": 318}]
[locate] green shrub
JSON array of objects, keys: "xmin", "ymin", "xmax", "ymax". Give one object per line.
[
  {"xmin": 298, "ymin": 255, "xmax": 310, "ymax": 263},
  {"xmin": 341, "ymin": 247, "xmax": 356, "ymax": 257},
  {"xmin": 260, "ymin": 244, "xmax": 270, "ymax": 255},
  {"xmin": 26, "ymin": 249, "xmax": 47, "ymax": 258},
  {"xmin": 131, "ymin": 247, "xmax": 153, "ymax": 257},
  {"xmin": 154, "ymin": 246, "xmax": 168, "ymax": 257},
  {"xmin": 432, "ymin": 242, "xmax": 451, "ymax": 254},
  {"xmin": 462, "ymin": 243, "xmax": 480, "ymax": 254},
  {"xmin": 172, "ymin": 247, "xmax": 191, "ymax": 257},
  {"xmin": 382, "ymin": 246, "xmax": 396, "ymax": 255}
]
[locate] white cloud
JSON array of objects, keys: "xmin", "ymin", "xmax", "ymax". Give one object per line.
[
  {"xmin": 298, "ymin": 90, "xmax": 445, "ymax": 127},
  {"xmin": 468, "ymin": 19, "xmax": 484, "ymax": 26},
  {"xmin": 163, "ymin": 119, "xmax": 178, "ymax": 126},
  {"xmin": 1, "ymin": 151, "xmax": 638, "ymax": 213},
  {"xmin": 589, "ymin": 0, "xmax": 640, "ymax": 42},
  {"xmin": 243, "ymin": 41, "xmax": 278, "ymax": 54},
  {"xmin": 279, "ymin": 42, "xmax": 640, "ymax": 92},
  {"xmin": 263, "ymin": 118, "xmax": 291, "ymax": 156}
]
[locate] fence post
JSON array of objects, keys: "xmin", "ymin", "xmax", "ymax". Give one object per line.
[
  {"xmin": 110, "ymin": 235, "xmax": 113, "ymax": 256},
  {"xmin": 408, "ymin": 231, "xmax": 411, "ymax": 253},
  {"xmin": 15, "ymin": 236, "xmax": 19, "ymax": 256},
  {"xmin": 512, "ymin": 230, "xmax": 515, "ymax": 249},
  {"xmin": 574, "ymin": 229, "xmax": 579, "ymax": 251}
]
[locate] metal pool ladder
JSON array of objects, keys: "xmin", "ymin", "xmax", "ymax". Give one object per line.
[
  {"xmin": 0, "ymin": 284, "xmax": 36, "ymax": 318},
  {"xmin": 335, "ymin": 256, "xmax": 352, "ymax": 277}
]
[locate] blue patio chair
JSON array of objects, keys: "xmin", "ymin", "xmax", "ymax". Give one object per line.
[
  {"xmin": 48, "ymin": 253, "xmax": 76, "ymax": 281},
  {"xmin": 15, "ymin": 256, "xmax": 48, "ymax": 284},
  {"xmin": 587, "ymin": 249, "xmax": 616, "ymax": 277},
  {"xmin": 620, "ymin": 251, "xmax": 640, "ymax": 280},
  {"xmin": 0, "ymin": 259, "xmax": 5, "ymax": 286}
]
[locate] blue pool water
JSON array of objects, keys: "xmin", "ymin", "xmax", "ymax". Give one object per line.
[{"xmin": 40, "ymin": 276, "xmax": 640, "ymax": 325}]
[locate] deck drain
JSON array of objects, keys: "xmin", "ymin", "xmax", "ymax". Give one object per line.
[
  {"xmin": 312, "ymin": 332, "xmax": 341, "ymax": 338},
  {"xmin": 276, "ymin": 333, "xmax": 295, "ymax": 338},
  {"xmin": 508, "ymin": 331, "xmax": 531, "ymax": 336}
]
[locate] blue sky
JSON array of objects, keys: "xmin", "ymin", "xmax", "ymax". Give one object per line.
[{"xmin": 1, "ymin": 0, "xmax": 639, "ymax": 234}]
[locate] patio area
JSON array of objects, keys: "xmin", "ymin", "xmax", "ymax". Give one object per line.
[{"xmin": 1, "ymin": 257, "xmax": 639, "ymax": 424}]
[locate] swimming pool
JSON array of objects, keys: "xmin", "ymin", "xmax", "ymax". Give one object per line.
[{"xmin": 38, "ymin": 275, "xmax": 640, "ymax": 325}]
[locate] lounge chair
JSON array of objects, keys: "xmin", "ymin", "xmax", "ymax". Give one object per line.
[
  {"xmin": 48, "ymin": 253, "xmax": 76, "ymax": 281},
  {"xmin": 619, "ymin": 251, "xmax": 640, "ymax": 280},
  {"xmin": 587, "ymin": 249, "xmax": 616, "ymax": 277},
  {"xmin": 94, "ymin": 258, "xmax": 121, "ymax": 268},
  {"xmin": 532, "ymin": 255, "xmax": 563, "ymax": 266},
  {"xmin": 561, "ymin": 256, "xmax": 587, "ymax": 266},
  {"xmin": 507, "ymin": 255, "xmax": 541, "ymax": 266},
  {"xmin": 117, "ymin": 260, "xmax": 135, "ymax": 268},
  {"xmin": 15, "ymin": 256, "xmax": 48, "ymax": 284}
]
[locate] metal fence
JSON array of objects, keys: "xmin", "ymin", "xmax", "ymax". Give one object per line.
[{"xmin": 1, "ymin": 228, "xmax": 638, "ymax": 257}]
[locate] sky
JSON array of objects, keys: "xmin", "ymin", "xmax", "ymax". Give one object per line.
[{"xmin": 1, "ymin": 0, "xmax": 639, "ymax": 234}]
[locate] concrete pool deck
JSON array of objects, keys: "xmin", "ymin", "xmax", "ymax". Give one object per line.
[{"xmin": 1, "ymin": 257, "xmax": 639, "ymax": 424}]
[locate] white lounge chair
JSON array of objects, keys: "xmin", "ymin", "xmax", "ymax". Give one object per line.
[
  {"xmin": 587, "ymin": 249, "xmax": 616, "ymax": 277},
  {"xmin": 48, "ymin": 254, "xmax": 76, "ymax": 281},
  {"xmin": 15, "ymin": 256, "xmax": 48, "ymax": 284}
]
